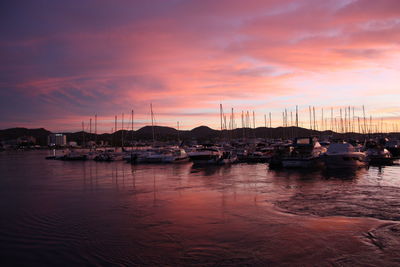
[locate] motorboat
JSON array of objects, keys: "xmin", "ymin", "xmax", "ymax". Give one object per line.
[
  {"xmin": 162, "ymin": 148, "xmax": 189, "ymax": 163},
  {"xmin": 365, "ymin": 139, "xmax": 393, "ymax": 165},
  {"xmin": 324, "ymin": 143, "xmax": 368, "ymax": 168},
  {"xmin": 94, "ymin": 149, "xmax": 125, "ymax": 162},
  {"xmin": 385, "ymin": 139, "xmax": 400, "ymax": 158},
  {"xmin": 280, "ymin": 137, "xmax": 326, "ymax": 168},
  {"xmin": 60, "ymin": 151, "xmax": 87, "ymax": 161},
  {"xmin": 188, "ymin": 147, "xmax": 223, "ymax": 165},
  {"xmin": 136, "ymin": 148, "xmax": 189, "ymax": 163},
  {"xmin": 217, "ymin": 150, "xmax": 238, "ymax": 165}
]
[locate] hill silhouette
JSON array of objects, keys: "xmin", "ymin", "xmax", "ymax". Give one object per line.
[
  {"xmin": 1, "ymin": 125, "xmax": 396, "ymax": 146},
  {"xmin": 0, "ymin": 128, "xmax": 51, "ymax": 145}
]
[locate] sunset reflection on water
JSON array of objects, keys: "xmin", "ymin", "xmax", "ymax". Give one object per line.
[{"xmin": 1, "ymin": 151, "xmax": 400, "ymax": 265}]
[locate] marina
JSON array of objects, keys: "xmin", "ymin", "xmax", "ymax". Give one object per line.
[
  {"xmin": 43, "ymin": 134, "xmax": 400, "ymax": 169},
  {"xmin": 2, "ymin": 0, "xmax": 400, "ymax": 265},
  {"xmin": 2, "ymin": 104, "xmax": 400, "ymax": 265}
]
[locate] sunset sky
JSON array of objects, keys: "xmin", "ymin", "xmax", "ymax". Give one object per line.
[{"xmin": 1, "ymin": 0, "xmax": 400, "ymax": 132}]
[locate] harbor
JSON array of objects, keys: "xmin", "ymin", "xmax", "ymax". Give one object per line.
[
  {"xmin": 2, "ymin": 0, "xmax": 400, "ymax": 265},
  {"xmin": 2, "ymin": 104, "xmax": 400, "ymax": 265}
]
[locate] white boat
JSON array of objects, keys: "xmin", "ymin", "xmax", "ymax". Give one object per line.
[
  {"xmin": 324, "ymin": 143, "xmax": 367, "ymax": 168},
  {"xmin": 123, "ymin": 150, "xmax": 146, "ymax": 163},
  {"xmin": 162, "ymin": 148, "xmax": 189, "ymax": 163},
  {"xmin": 61, "ymin": 150, "xmax": 87, "ymax": 161},
  {"xmin": 136, "ymin": 148, "xmax": 189, "ymax": 163},
  {"xmin": 216, "ymin": 150, "xmax": 238, "ymax": 165},
  {"xmin": 281, "ymin": 137, "xmax": 326, "ymax": 168},
  {"xmin": 188, "ymin": 147, "xmax": 223, "ymax": 164}
]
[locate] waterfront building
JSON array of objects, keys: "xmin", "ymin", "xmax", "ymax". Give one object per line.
[{"xmin": 47, "ymin": 133, "xmax": 67, "ymax": 147}]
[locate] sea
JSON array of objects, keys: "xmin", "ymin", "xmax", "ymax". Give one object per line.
[{"xmin": 1, "ymin": 150, "xmax": 400, "ymax": 266}]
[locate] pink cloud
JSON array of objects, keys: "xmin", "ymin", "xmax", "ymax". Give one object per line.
[{"xmin": 1, "ymin": 0, "xmax": 400, "ymax": 131}]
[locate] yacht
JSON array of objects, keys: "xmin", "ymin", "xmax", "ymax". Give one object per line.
[
  {"xmin": 385, "ymin": 139, "xmax": 400, "ymax": 158},
  {"xmin": 188, "ymin": 147, "xmax": 223, "ymax": 165},
  {"xmin": 218, "ymin": 150, "xmax": 238, "ymax": 165},
  {"xmin": 94, "ymin": 149, "xmax": 125, "ymax": 162},
  {"xmin": 280, "ymin": 137, "xmax": 326, "ymax": 168},
  {"xmin": 324, "ymin": 143, "xmax": 367, "ymax": 168},
  {"xmin": 365, "ymin": 140, "xmax": 393, "ymax": 165},
  {"xmin": 136, "ymin": 148, "xmax": 189, "ymax": 163},
  {"xmin": 61, "ymin": 150, "xmax": 87, "ymax": 161}
]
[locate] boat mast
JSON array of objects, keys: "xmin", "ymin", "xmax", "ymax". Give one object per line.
[
  {"xmin": 290, "ymin": 111, "xmax": 293, "ymax": 126},
  {"xmin": 121, "ymin": 113, "xmax": 124, "ymax": 149},
  {"xmin": 224, "ymin": 115, "xmax": 227, "ymax": 131},
  {"xmin": 321, "ymin": 108, "xmax": 324, "ymax": 132},
  {"xmin": 340, "ymin": 108, "xmax": 343, "ymax": 133},
  {"xmin": 150, "ymin": 103, "xmax": 155, "ymax": 146},
  {"xmin": 131, "ymin": 109, "xmax": 134, "ymax": 151},
  {"xmin": 82, "ymin": 121, "xmax": 85, "ymax": 148},
  {"xmin": 114, "ymin": 115, "xmax": 117, "ymax": 149},
  {"xmin": 282, "ymin": 111, "xmax": 285, "ymax": 138},
  {"xmin": 241, "ymin": 111, "xmax": 245, "ymax": 140},
  {"xmin": 264, "ymin": 114, "xmax": 267, "ymax": 141},
  {"xmin": 95, "ymin": 114, "xmax": 97, "ymax": 147},
  {"xmin": 177, "ymin": 121, "xmax": 180, "ymax": 143},
  {"xmin": 220, "ymin": 104, "xmax": 223, "ymax": 132},
  {"xmin": 231, "ymin": 108, "xmax": 235, "ymax": 140},
  {"xmin": 313, "ymin": 106, "xmax": 316, "ymax": 131},
  {"xmin": 89, "ymin": 117, "xmax": 92, "ymax": 150},
  {"xmin": 269, "ymin": 112, "xmax": 272, "ymax": 128},
  {"xmin": 349, "ymin": 106, "xmax": 351, "ymax": 132},
  {"xmin": 290, "ymin": 111, "xmax": 293, "ymax": 138},
  {"xmin": 269, "ymin": 112, "xmax": 272, "ymax": 139},
  {"xmin": 362, "ymin": 105, "xmax": 367, "ymax": 136}
]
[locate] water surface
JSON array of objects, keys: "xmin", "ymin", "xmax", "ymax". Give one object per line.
[{"xmin": 1, "ymin": 151, "xmax": 400, "ymax": 266}]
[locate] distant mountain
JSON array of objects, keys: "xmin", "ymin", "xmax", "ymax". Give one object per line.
[
  {"xmin": 136, "ymin": 126, "xmax": 178, "ymax": 137},
  {"xmin": 188, "ymin": 126, "xmax": 218, "ymax": 139},
  {"xmin": 1, "ymin": 125, "xmax": 390, "ymax": 147}
]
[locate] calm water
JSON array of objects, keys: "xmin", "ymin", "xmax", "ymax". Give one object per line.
[{"xmin": 1, "ymin": 151, "xmax": 400, "ymax": 266}]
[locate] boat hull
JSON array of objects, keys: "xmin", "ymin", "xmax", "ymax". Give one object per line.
[
  {"xmin": 324, "ymin": 155, "xmax": 367, "ymax": 168},
  {"xmin": 281, "ymin": 157, "xmax": 322, "ymax": 168},
  {"xmin": 189, "ymin": 155, "xmax": 221, "ymax": 165},
  {"xmin": 368, "ymin": 157, "xmax": 394, "ymax": 166}
]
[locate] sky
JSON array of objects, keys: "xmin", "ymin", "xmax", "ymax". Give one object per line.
[{"xmin": 1, "ymin": 0, "xmax": 400, "ymax": 132}]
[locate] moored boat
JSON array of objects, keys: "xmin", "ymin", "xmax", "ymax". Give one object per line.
[
  {"xmin": 188, "ymin": 147, "xmax": 223, "ymax": 165},
  {"xmin": 61, "ymin": 151, "xmax": 87, "ymax": 161},
  {"xmin": 365, "ymin": 140, "xmax": 394, "ymax": 165},
  {"xmin": 134, "ymin": 147, "xmax": 189, "ymax": 163},
  {"xmin": 324, "ymin": 143, "xmax": 367, "ymax": 168},
  {"xmin": 280, "ymin": 137, "xmax": 326, "ymax": 168}
]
